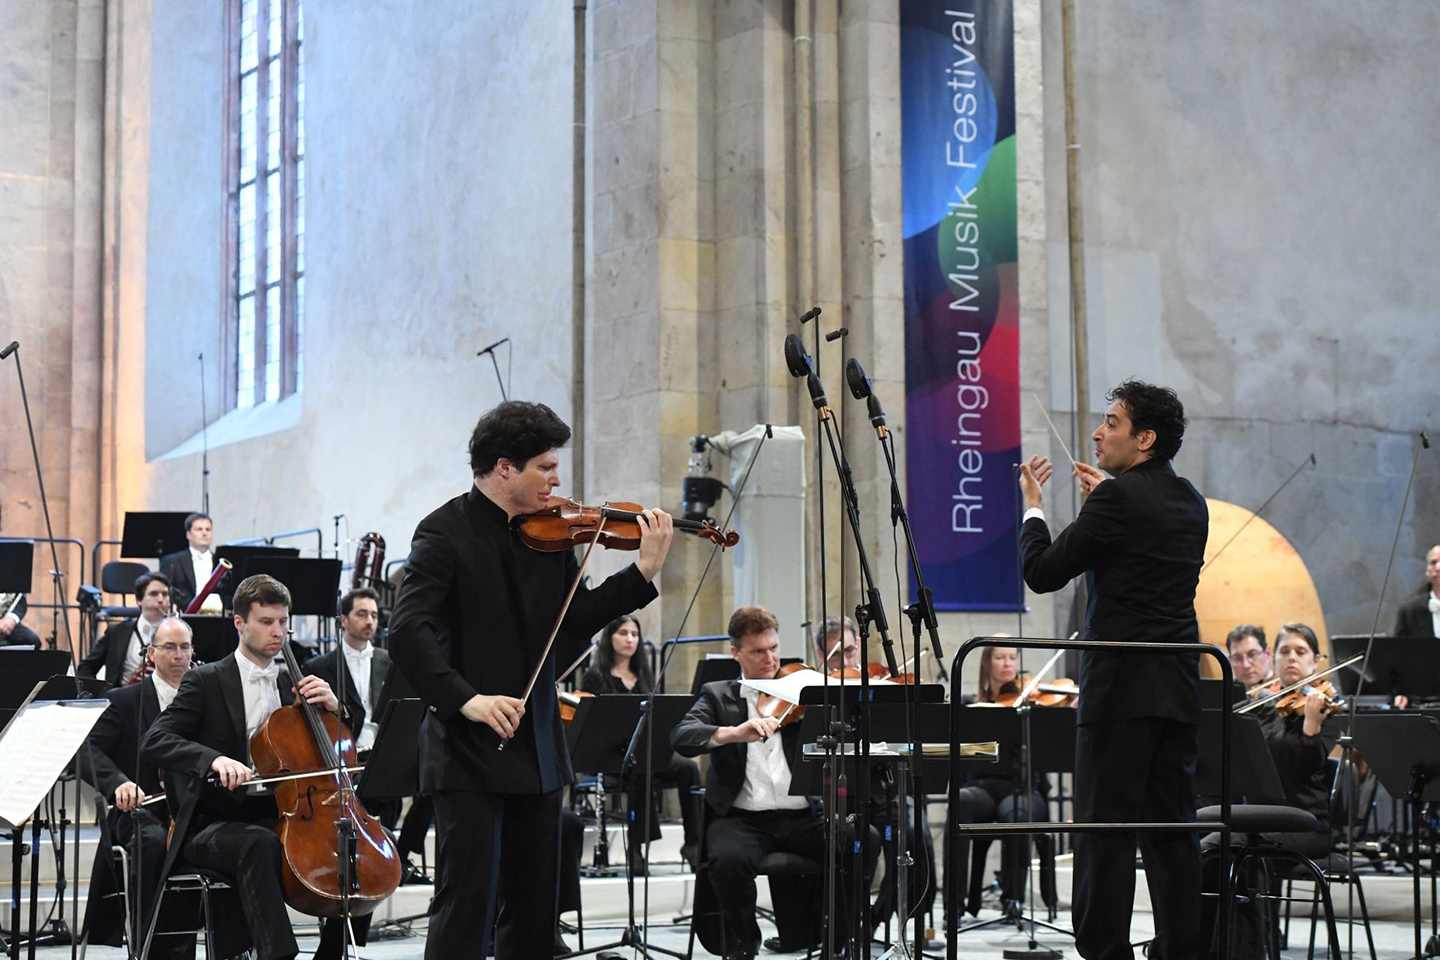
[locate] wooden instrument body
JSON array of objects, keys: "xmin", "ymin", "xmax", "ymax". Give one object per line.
[{"xmin": 249, "ymin": 704, "xmax": 401, "ymax": 918}]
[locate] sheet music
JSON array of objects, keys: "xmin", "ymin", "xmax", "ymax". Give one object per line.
[
  {"xmin": 739, "ymin": 668, "xmax": 895, "ymax": 702},
  {"xmin": 0, "ymin": 698, "xmax": 109, "ymax": 828}
]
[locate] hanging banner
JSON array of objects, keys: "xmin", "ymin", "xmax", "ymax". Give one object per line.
[{"xmin": 901, "ymin": 1, "xmax": 1021, "ymax": 611}]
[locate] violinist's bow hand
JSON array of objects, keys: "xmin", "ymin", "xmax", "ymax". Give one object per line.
[
  {"xmin": 464, "ymin": 693, "xmax": 525, "ymax": 740},
  {"xmin": 635, "ymin": 508, "xmax": 675, "ymax": 581}
]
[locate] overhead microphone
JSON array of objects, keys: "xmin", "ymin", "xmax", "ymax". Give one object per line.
[
  {"xmin": 476, "ymin": 337, "xmax": 510, "ymax": 357},
  {"xmin": 845, "ymin": 358, "xmax": 888, "ymax": 431},
  {"xmin": 798, "ymin": 306, "xmax": 822, "ymax": 324},
  {"xmin": 783, "ymin": 333, "xmax": 813, "ymax": 379},
  {"xmin": 0, "ymin": 341, "xmax": 17, "ymax": 360}
]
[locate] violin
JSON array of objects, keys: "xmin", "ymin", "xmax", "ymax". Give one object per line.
[
  {"xmin": 517, "ymin": 498, "xmax": 739, "ymax": 552},
  {"xmin": 1272, "ymin": 678, "xmax": 1344, "ymax": 719},
  {"xmin": 991, "ymin": 673, "xmax": 1079, "ymax": 708},
  {"xmin": 247, "ymin": 638, "xmax": 401, "ymax": 918},
  {"xmin": 558, "ymin": 688, "xmax": 594, "ymax": 725},
  {"xmin": 755, "ymin": 662, "xmax": 812, "ymax": 730}
]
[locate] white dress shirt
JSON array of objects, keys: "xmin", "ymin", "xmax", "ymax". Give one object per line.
[
  {"xmin": 342, "ymin": 641, "xmax": 379, "ymax": 752},
  {"xmin": 152, "ymin": 672, "xmax": 180, "ymax": 712},
  {"xmin": 1429, "ymin": 592, "xmax": 1440, "ymax": 638},
  {"xmin": 190, "ymin": 548, "xmax": 223, "ymax": 612},
  {"xmin": 120, "ymin": 616, "xmax": 161, "ymax": 683},
  {"xmin": 235, "ymin": 652, "xmax": 283, "ymax": 743},
  {"xmin": 731, "ymin": 688, "xmax": 809, "ymax": 812},
  {"xmin": 1022, "ymin": 506, "xmax": 1046, "ymax": 525}
]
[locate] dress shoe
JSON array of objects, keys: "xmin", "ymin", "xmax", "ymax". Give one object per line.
[{"xmin": 400, "ymin": 859, "xmax": 432, "ymax": 885}]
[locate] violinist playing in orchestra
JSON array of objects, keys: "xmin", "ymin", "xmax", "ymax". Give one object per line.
[
  {"xmin": 579, "ymin": 614, "xmax": 701, "ymax": 873},
  {"xmin": 1247, "ymin": 622, "xmax": 1339, "ymax": 858},
  {"xmin": 141, "ymin": 574, "xmax": 345, "ymax": 960},
  {"xmin": 388, "ymin": 400, "xmax": 677, "ymax": 960},
  {"xmin": 80, "ymin": 571, "xmax": 173, "ymax": 688}
]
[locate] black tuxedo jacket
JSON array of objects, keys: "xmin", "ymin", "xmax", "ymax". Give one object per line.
[
  {"xmin": 303, "ymin": 646, "xmax": 394, "ymax": 740},
  {"xmin": 159, "ymin": 550, "xmax": 199, "ymax": 612},
  {"xmin": 77, "ymin": 678, "xmax": 166, "ymax": 801},
  {"xmin": 389, "ymin": 487, "xmax": 660, "ymax": 796},
  {"xmin": 671, "ymin": 679, "xmax": 816, "ymax": 817},
  {"xmin": 78, "ymin": 619, "xmax": 145, "ymax": 688},
  {"xmin": 141, "ymin": 652, "xmax": 298, "ymax": 834},
  {"xmin": 1392, "ymin": 593, "xmax": 1438, "ymax": 639},
  {"xmin": 1020, "ymin": 457, "xmax": 1208, "ymax": 726}
]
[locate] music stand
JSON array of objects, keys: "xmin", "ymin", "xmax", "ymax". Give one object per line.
[
  {"xmin": 182, "ymin": 615, "xmax": 237, "ymax": 666},
  {"xmin": 0, "ymin": 540, "xmax": 34, "ymax": 595},
  {"xmin": 0, "ymin": 652, "xmax": 77, "ymax": 726},
  {"xmin": 1195, "ymin": 712, "xmax": 1287, "ymax": 805},
  {"xmin": 0, "ymin": 677, "xmax": 109, "ymax": 960},
  {"xmin": 1328, "ymin": 635, "xmax": 1440, "ymax": 700},
  {"xmin": 1351, "ymin": 713, "xmax": 1440, "ymax": 960},
  {"xmin": 237, "ymin": 557, "xmax": 340, "ymax": 617},
  {"xmin": 356, "ymin": 699, "xmax": 425, "ymax": 806},
  {"xmin": 120, "ymin": 513, "xmax": 194, "ymax": 559},
  {"xmin": 212, "ymin": 545, "xmax": 300, "ymax": 608}
]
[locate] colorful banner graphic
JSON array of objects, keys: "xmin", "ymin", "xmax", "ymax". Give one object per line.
[{"xmin": 901, "ymin": 1, "xmax": 1021, "ymax": 611}]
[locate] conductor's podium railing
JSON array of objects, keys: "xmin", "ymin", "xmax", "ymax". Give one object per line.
[{"xmin": 945, "ymin": 635, "xmax": 1235, "ymax": 960}]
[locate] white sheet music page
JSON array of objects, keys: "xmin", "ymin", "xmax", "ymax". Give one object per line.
[
  {"xmin": 0, "ymin": 699, "xmax": 109, "ymax": 829},
  {"xmin": 739, "ymin": 668, "xmax": 895, "ymax": 702}
]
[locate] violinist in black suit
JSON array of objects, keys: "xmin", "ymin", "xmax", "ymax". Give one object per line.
[
  {"xmin": 0, "ymin": 593, "xmax": 42, "ymax": 647},
  {"xmin": 1019, "ymin": 381, "xmax": 1208, "ymax": 960},
  {"xmin": 672, "ymin": 606, "xmax": 860, "ymax": 959},
  {"xmin": 80, "ymin": 571, "xmax": 172, "ymax": 687},
  {"xmin": 75, "ymin": 616, "xmax": 196, "ymax": 958},
  {"xmin": 1392, "ymin": 544, "xmax": 1440, "ymax": 639},
  {"xmin": 142, "ymin": 574, "xmax": 340, "ymax": 960},
  {"xmin": 388, "ymin": 401, "xmax": 674, "ymax": 960}
]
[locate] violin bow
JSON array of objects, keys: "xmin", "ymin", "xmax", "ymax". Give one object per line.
[
  {"xmin": 1013, "ymin": 648, "xmax": 1066, "ymax": 709},
  {"xmin": 498, "ymin": 514, "xmax": 608, "ymax": 751}
]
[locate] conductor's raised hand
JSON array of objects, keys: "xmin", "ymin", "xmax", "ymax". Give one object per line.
[
  {"xmin": 634, "ymin": 507, "xmax": 675, "ymax": 582},
  {"xmin": 295, "ymin": 674, "xmax": 340, "ymax": 714},
  {"xmin": 1019, "ymin": 456, "xmax": 1053, "ymax": 509},
  {"xmin": 1073, "ymin": 461, "xmax": 1108, "ymax": 499},
  {"xmin": 462, "ymin": 693, "xmax": 526, "ymax": 740}
]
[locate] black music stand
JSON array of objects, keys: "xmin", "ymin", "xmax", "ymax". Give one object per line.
[
  {"xmin": 356, "ymin": 699, "xmax": 424, "ymax": 807},
  {"xmin": 0, "ymin": 652, "xmax": 78, "ymax": 726},
  {"xmin": 1196, "ymin": 710, "xmax": 1286, "ymax": 806},
  {"xmin": 1351, "ymin": 713, "xmax": 1440, "ymax": 960},
  {"xmin": 183, "ymin": 615, "xmax": 237, "ymax": 665},
  {"xmin": 1329, "ymin": 635, "xmax": 1440, "ymax": 700},
  {"xmin": 0, "ymin": 540, "xmax": 34, "ymax": 594},
  {"xmin": 119, "ymin": 513, "xmax": 193, "ymax": 559},
  {"xmin": 237, "ymin": 557, "xmax": 340, "ymax": 617},
  {"xmin": 688, "ymin": 657, "xmax": 738, "ymax": 695},
  {"xmin": 212, "ymin": 545, "xmax": 300, "ymax": 608}
]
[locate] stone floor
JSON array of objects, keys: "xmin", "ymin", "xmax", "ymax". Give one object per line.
[{"xmin": 19, "ymin": 905, "xmax": 1437, "ymax": 959}]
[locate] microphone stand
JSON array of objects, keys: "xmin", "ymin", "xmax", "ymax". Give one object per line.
[
  {"xmin": 197, "ymin": 353, "xmax": 211, "ymax": 516},
  {"xmin": 797, "ymin": 366, "xmax": 896, "ymax": 957},
  {"xmin": 3, "ymin": 340, "xmax": 88, "ymax": 959},
  {"xmin": 476, "ymin": 338, "xmax": 511, "ymax": 401},
  {"xmin": 1339, "ymin": 431, "xmax": 1429, "ymax": 960}
]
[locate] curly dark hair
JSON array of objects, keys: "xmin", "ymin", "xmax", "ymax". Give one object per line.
[
  {"xmin": 468, "ymin": 401, "xmax": 571, "ymax": 476},
  {"xmin": 1107, "ymin": 380, "xmax": 1187, "ymax": 462},
  {"xmin": 134, "ymin": 570, "xmax": 172, "ymax": 599},
  {"xmin": 591, "ymin": 615, "xmax": 654, "ymax": 692}
]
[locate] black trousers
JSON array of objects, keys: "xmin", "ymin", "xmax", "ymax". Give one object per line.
[
  {"xmin": 397, "ymin": 795, "xmax": 434, "ymax": 861},
  {"xmin": 707, "ymin": 808, "xmax": 831, "ymax": 952},
  {"xmin": 426, "ymin": 788, "xmax": 562, "ymax": 960},
  {"xmin": 1073, "ymin": 719, "xmax": 1201, "ymax": 960},
  {"xmin": 182, "ymin": 820, "xmax": 298, "ymax": 960},
  {"xmin": 950, "ymin": 779, "xmax": 1048, "ymax": 906}
]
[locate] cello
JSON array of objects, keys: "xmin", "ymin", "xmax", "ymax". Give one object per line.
[{"xmin": 248, "ymin": 637, "xmax": 402, "ymax": 918}]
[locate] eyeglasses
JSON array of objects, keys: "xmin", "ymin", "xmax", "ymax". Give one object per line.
[
  {"xmin": 154, "ymin": 644, "xmax": 193, "ymax": 654},
  {"xmin": 1230, "ymin": 650, "xmax": 1266, "ymax": 663}
]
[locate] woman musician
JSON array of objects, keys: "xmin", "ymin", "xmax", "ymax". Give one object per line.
[{"xmin": 579, "ymin": 615, "xmax": 701, "ymax": 873}]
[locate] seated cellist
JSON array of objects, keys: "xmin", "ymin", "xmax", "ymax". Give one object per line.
[{"xmin": 142, "ymin": 574, "xmax": 341, "ymax": 960}]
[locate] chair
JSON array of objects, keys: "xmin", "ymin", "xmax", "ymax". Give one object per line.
[
  {"xmin": 1196, "ymin": 804, "xmax": 1342, "ymax": 960},
  {"xmin": 98, "ymin": 560, "xmax": 150, "ymax": 620},
  {"xmin": 82, "ymin": 847, "xmax": 233, "ymax": 960},
  {"xmin": 962, "ymin": 832, "xmax": 1058, "ymax": 919}
]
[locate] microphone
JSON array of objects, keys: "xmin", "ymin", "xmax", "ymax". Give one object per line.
[
  {"xmin": 0, "ymin": 341, "xmax": 17, "ymax": 360},
  {"xmin": 476, "ymin": 337, "xmax": 510, "ymax": 357},
  {"xmin": 798, "ymin": 306, "xmax": 821, "ymax": 324},
  {"xmin": 1423, "ymin": 432, "xmax": 1431, "ymax": 450},
  {"xmin": 845, "ymin": 358, "xmax": 887, "ymax": 431},
  {"xmin": 783, "ymin": 334, "xmax": 813, "ymax": 379}
]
